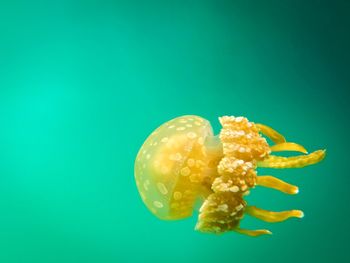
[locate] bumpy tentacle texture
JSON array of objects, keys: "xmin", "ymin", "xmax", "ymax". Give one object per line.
[
  {"xmin": 196, "ymin": 116, "xmax": 271, "ymax": 234},
  {"xmin": 196, "ymin": 116, "xmax": 326, "ymax": 236},
  {"xmin": 258, "ymin": 150, "xmax": 325, "ymax": 168}
]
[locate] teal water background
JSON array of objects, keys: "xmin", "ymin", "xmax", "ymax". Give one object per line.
[{"xmin": 0, "ymin": 1, "xmax": 349, "ymax": 262}]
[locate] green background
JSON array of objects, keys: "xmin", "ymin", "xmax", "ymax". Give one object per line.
[{"xmin": 0, "ymin": 1, "xmax": 349, "ymax": 262}]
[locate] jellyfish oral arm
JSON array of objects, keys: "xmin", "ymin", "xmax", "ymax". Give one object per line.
[
  {"xmin": 258, "ymin": 150, "xmax": 326, "ymax": 168},
  {"xmin": 256, "ymin": 123, "xmax": 286, "ymax": 144},
  {"xmin": 234, "ymin": 228, "xmax": 272, "ymax": 237},
  {"xmin": 269, "ymin": 142, "xmax": 308, "ymax": 154},
  {"xmin": 245, "ymin": 206, "xmax": 304, "ymax": 223},
  {"xmin": 256, "ymin": 175, "xmax": 299, "ymax": 195}
]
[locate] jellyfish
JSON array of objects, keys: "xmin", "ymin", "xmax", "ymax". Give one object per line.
[{"xmin": 134, "ymin": 115, "xmax": 325, "ymax": 236}]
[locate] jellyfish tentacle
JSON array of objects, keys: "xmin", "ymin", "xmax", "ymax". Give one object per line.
[
  {"xmin": 270, "ymin": 142, "xmax": 308, "ymax": 154},
  {"xmin": 245, "ymin": 206, "xmax": 304, "ymax": 223},
  {"xmin": 234, "ymin": 227, "xmax": 272, "ymax": 237},
  {"xmin": 257, "ymin": 175, "xmax": 299, "ymax": 194},
  {"xmin": 258, "ymin": 149, "xmax": 326, "ymax": 168},
  {"xmin": 255, "ymin": 123, "xmax": 286, "ymax": 144},
  {"xmin": 256, "ymin": 123, "xmax": 308, "ymax": 153}
]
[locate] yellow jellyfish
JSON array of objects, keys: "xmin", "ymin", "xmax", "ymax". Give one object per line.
[{"xmin": 134, "ymin": 115, "xmax": 325, "ymax": 236}]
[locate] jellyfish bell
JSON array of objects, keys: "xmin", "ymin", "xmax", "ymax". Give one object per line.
[{"xmin": 134, "ymin": 115, "xmax": 216, "ymax": 220}]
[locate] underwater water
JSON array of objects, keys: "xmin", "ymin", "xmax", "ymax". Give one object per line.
[{"xmin": 0, "ymin": 0, "xmax": 349, "ymax": 262}]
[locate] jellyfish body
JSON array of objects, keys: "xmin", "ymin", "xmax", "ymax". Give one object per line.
[{"xmin": 134, "ymin": 115, "xmax": 325, "ymax": 236}]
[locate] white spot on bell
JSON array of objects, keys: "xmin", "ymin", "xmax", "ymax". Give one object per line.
[
  {"xmin": 173, "ymin": 191, "xmax": 182, "ymax": 200},
  {"xmin": 161, "ymin": 137, "xmax": 169, "ymax": 143},
  {"xmin": 180, "ymin": 167, "xmax": 191, "ymax": 176},
  {"xmin": 157, "ymin": 182, "xmax": 168, "ymax": 195},
  {"xmin": 187, "ymin": 132, "xmax": 197, "ymax": 139},
  {"xmin": 153, "ymin": 201, "xmax": 164, "ymax": 208}
]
